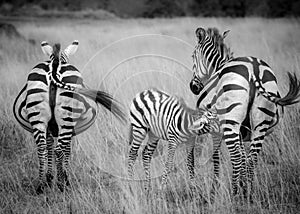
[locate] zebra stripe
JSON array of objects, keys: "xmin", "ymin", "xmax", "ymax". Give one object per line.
[
  {"xmin": 13, "ymin": 41, "xmax": 126, "ymax": 193},
  {"xmin": 189, "ymin": 27, "xmax": 300, "ymax": 201},
  {"xmin": 127, "ymin": 88, "xmax": 219, "ymax": 190}
]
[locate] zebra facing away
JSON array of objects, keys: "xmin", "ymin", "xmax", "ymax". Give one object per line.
[
  {"xmin": 189, "ymin": 27, "xmax": 300, "ymax": 200},
  {"xmin": 127, "ymin": 88, "xmax": 220, "ymax": 190},
  {"xmin": 13, "ymin": 41, "xmax": 126, "ymax": 193}
]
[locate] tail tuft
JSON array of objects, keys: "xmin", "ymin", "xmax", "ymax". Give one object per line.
[{"xmin": 276, "ymin": 72, "xmax": 300, "ymax": 106}]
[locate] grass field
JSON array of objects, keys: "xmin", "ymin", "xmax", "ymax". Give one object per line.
[{"xmin": 0, "ymin": 17, "xmax": 300, "ymax": 213}]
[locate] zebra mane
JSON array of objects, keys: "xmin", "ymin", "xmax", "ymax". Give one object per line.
[
  {"xmin": 52, "ymin": 43, "xmax": 61, "ymax": 60},
  {"xmin": 207, "ymin": 27, "xmax": 234, "ymax": 60}
]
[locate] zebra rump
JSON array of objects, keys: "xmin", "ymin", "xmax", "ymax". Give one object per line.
[{"xmin": 13, "ymin": 40, "xmax": 126, "ymax": 193}]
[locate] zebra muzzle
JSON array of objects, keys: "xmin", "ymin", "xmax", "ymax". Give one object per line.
[{"xmin": 189, "ymin": 117, "xmax": 209, "ymax": 131}]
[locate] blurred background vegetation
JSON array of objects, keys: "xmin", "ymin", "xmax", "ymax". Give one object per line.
[{"xmin": 0, "ymin": 0, "xmax": 299, "ymax": 18}]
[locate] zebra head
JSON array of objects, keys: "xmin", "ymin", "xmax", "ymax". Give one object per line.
[
  {"xmin": 41, "ymin": 40, "xmax": 79, "ymax": 64},
  {"xmin": 189, "ymin": 107, "xmax": 220, "ymax": 134},
  {"xmin": 190, "ymin": 27, "xmax": 233, "ymax": 95}
]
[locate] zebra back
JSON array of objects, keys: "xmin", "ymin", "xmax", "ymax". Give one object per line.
[{"xmin": 129, "ymin": 89, "xmax": 218, "ymax": 141}]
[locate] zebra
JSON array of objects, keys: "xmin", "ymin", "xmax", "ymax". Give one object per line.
[
  {"xmin": 13, "ymin": 41, "xmax": 126, "ymax": 193},
  {"xmin": 189, "ymin": 27, "xmax": 300, "ymax": 200},
  {"xmin": 127, "ymin": 88, "xmax": 219, "ymax": 190}
]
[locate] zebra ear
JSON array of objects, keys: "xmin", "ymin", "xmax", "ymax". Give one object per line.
[
  {"xmin": 41, "ymin": 41, "xmax": 53, "ymax": 57},
  {"xmin": 64, "ymin": 40, "xmax": 79, "ymax": 56},
  {"xmin": 195, "ymin": 28, "xmax": 206, "ymax": 43},
  {"xmin": 223, "ymin": 30, "xmax": 230, "ymax": 39}
]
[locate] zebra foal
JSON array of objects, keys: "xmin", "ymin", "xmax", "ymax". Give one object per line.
[
  {"xmin": 13, "ymin": 41, "xmax": 126, "ymax": 193},
  {"xmin": 127, "ymin": 88, "xmax": 219, "ymax": 190}
]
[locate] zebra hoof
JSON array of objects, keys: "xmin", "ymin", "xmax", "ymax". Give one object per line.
[
  {"xmin": 232, "ymin": 187, "xmax": 238, "ymax": 197},
  {"xmin": 248, "ymin": 194, "xmax": 254, "ymax": 204},
  {"xmin": 243, "ymin": 190, "xmax": 254, "ymax": 204},
  {"xmin": 36, "ymin": 183, "xmax": 46, "ymax": 194},
  {"xmin": 63, "ymin": 171, "xmax": 70, "ymax": 186},
  {"xmin": 46, "ymin": 173, "xmax": 54, "ymax": 188},
  {"xmin": 57, "ymin": 171, "xmax": 70, "ymax": 192},
  {"xmin": 57, "ymin": 179, "xmax": 70, "ymax": 192},
  {"xmin": 57, "ymin": 181, "xmax": 66, "ymax": 192},
  {"xmin": 64, "ymin": 176, "xmax": 70, "ymax": 188},
  {"xmin": 57, "ymin": 182, "xmax": 69, "ymax": 192}
]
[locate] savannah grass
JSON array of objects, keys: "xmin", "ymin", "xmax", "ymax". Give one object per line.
[{"xmin": 0, "ymin": 17, "xmax": 300, "ymax": 213}]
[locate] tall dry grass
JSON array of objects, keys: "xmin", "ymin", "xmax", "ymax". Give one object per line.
[{"xmin": 0, "ymin": 17, "xmax": 300, "ymax": 213}]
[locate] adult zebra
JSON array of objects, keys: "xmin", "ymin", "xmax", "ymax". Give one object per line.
[
  {"xmin": 189, "ymin": 27, "xmax": 300, "ymax": 200},
  {"xmin": 127, "ymin": 88, "xmax": 219, "ymax": 190},
  {"xmin": 13, "ymin": 41, "xmax": 126, "ymax": 193}
]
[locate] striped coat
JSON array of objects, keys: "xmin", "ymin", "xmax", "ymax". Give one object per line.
[
  {"xmin": 190, "ymin": 27, "xmax": 300, "ymax": 200},
  {"xmin": 13, "ymin": 41, "xmax": 125, "ymax": 193},
  {"xmin": 128, "ymin": 88, "xmax": 219, "ymax": 189}
]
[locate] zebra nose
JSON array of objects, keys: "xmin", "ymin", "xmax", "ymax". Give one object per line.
[
  {"xmin": 199, "ymin": 82, "xmax": 204, "ymax": 91},
  {"xmin": 190, "ymin": 81, "xmax": 201, "ymax": 95}
]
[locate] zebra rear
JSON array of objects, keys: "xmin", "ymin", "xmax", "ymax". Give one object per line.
[{"xmin": 13, "ymin": 41, "xmax": 126, "ymax": 193}]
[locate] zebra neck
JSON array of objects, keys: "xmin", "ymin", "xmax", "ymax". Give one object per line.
[
  {"xmin": 186, "ymin": 112, "xmax": 200, "ymax": 136},
  {"xmin": 207, "ymin": 52, "xmax": 231, "ymax": 78},
  {"xmin": 208, "ymin": 59, "xmax": 227, "ymax": 78},
  {"xmin": 196, "ymin": 73, "xmax": 220, "ymax": 108},
  {"xmin": 216, "ymin": 60, "xmax": 227, "ymax": 72}
]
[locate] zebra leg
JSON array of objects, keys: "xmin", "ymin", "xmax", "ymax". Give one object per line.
[
  {"xmin": 210, "ymin": 133, "xmax": 222, "ymax": 202},
  {"xmin": 247, "ymin": 130, "xmax": 265, "ymax": 198},
  {"xmin": 142, "ymin": 134, "xmax": 159, "ymax": 191},
  {"xmin": 62, "ymin": 138, "xmax": 72, "ymax": 188},
  {"xmin": 46, "ymin": 132, "xmax": 54, "ymax": 188},
  {"xmin": 186, "ymin": 137, "xmax": 201, "ymax": 199},
  {"xmin": 247, "ymin": 97, "xmax": 276, "ymax": 200},
  {"xmin": 128, "ymin": 125, "xmax": 147, "ymax": 179},
  {"xmin": 55, "ymin": 138, "xmax": 65, "ymax": 192},
  {"xmin": 33, "ymin": 127, "xmax": 48, "ymax": 194},
  {"xmin": 56, "ymin": 128, "xmax": 73, "ymax": 192},
  {"xmin": 223, "ymin": 126, "xmax": 244, "ymax": 196},
  {"xmin": 186, "ymin": 137, "xmax": 196, "ymax": 180},
  {"xmin": 239, "ymin": 136, "xmax": 248, "ymax": 198},
  {"xmin": 161, "ymin": 138, "xmax": 178, "ymax": 188}
]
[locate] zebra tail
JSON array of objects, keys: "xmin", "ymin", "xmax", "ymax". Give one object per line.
[
  {"xmin": 76, "ymin": 88, "xmax": 127, "ymax": 123},
  {"xmin": 275, "ymin": 72, "xmax": 300, "ymax": 106},
  {"xmin": 128, "ymin": 124, "xmax": 133, "ymax": 145},
  {"xmin": 256, "ymin": 72, "xmax": 300, "ymax": 106}
]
